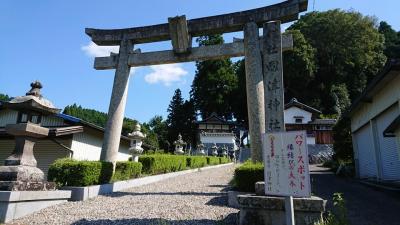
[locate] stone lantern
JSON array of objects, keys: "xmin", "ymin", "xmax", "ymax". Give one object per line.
[
  {"xmin": 173, "ymin": 134, "xmax": 186, "ymax": 155},
  {"xmin": 221, "ymin": 145, "xmax": 228, "ymax": 157},
  {"xmin": 211, "ymin": 143, "xmax": 218, "ymax": 156},
  {"xmin": 0, "ymin": 81, "xmax": 60, "ymax": 191},
  {"xmin": 196, "ymin": 143, "xmax": 206, "ymax": 156},
  {"xmin": 128, "ymin": 124, "xmax": 145, "ymax": 162}
]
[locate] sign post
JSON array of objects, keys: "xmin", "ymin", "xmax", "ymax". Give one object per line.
[{"xmin": 262, "ymin": 131, "xmax": 311, "ymax": 225}]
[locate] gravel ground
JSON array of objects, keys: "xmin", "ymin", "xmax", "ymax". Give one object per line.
[{"xmin": 10, "ymin": 165, "xmax": 238, "ymax": 225}]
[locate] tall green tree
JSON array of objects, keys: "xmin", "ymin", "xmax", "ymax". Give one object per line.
[
  {"xmin": 0, "ymin": 94, "xmax": 11, "ymax": 101},
  {"xmin": 379, "ymin": 21, "xmax": 400, "ymax": 59},
  {"xmin": 166, "ymin": 89, "xmax": 196, "ymax": 151},
  {"xmin": 231, "ymin": 60, "xmax": 248, "ymax": 127},
  {"xmin": 147, "ymin": 115, "xmax": 169, "ymax": 150},
  {"xmin": 190, "ymin": 35, "xmax": 238, "ymax": 120},
  {"xmin": 282, "ymin": 30, "xmax": 317, "ymax": 107},
  {"xmin": 289, "ymin": 9, "xmax": 386, "ymax": 113}
]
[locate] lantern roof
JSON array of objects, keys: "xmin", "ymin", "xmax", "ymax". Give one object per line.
[
  {"xmin": 128, "ymin": 124, "xmax": 145, "ymax": 139},
  {"xmin": 3, "ymin": 81, "xmax": 60, "ymax": 115}
]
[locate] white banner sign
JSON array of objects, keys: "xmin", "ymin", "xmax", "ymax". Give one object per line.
[{"xmin": 262, "ymin": 131, "xmax": 311, "ymax": 197}]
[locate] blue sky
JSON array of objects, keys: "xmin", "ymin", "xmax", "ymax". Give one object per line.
[{"xmin": 1, "ymin": 0, "xmax": 399, "ymax": 123}]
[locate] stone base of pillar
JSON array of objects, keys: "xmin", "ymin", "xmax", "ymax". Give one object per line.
[
  {"xmin": 0, "ymin": 181, "xmax": 56, "ymax": 191},
  {"xmin": 237, "ymin": 182, "xmax": 326, "ymax": 225},
  {"xmin": 238, "ymin": 194, "xmax": 326, "ymax": 225},
  {"xmin": 0, "ymin": 165, "xmax": 44, "ymax": 182}
]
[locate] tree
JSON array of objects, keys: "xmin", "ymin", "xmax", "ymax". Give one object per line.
[
  {"xmin": 166, "ymin": 89, "xmax": 197, "ymax": 151},
  {"xmin": 333, "ymin": 116, "xmax": 353, "ymax": 162},
  {"xmin": 231, "ymin": 60, "xmax": 248, "ymax": 127},
  {"xmin": 180, "ymin": 99, "xmax": 197, "ymax": 146},
  {"xmin": 190, "ymin": 35, "xmax": 238, "ymax": 120},
  {"xmin": 166, "ymin": 89, "xmax": 184, "ymax": 149},
  {"xmin": 378, "ymin": 21, "xmax": 400, "ymax": 59},
  {"xmin": 328, "ymin": 84, "xmax": 351, "ymax": 116},
  {"xmin": 140, "ymin": 123, "xmax": 160, "ymax": 150},
  {"xmin": 0, "ymin": 94, "xmax": 11, "ymax": 101},
  {"xmin": 289, "ymin": 10, "xmax": 386, "ymax": 113},
  {"xmin": 147, "ymin": 115, "xmax": 169, "ymax": 150},
  {"xmin": 282, "ymin": 30, "xmax": 317, "ymax": 108}
]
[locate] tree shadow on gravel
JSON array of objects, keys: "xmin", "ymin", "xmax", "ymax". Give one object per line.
[
  {"xmin": 71, "ymin": 213, "xmax": 238, "ymax": 225},
  {"xmin": 208, "ymin": 184, "xmax": 232, "ymax": 192},
  {"xmin": 205, "ymin": 195, "xmax": 229, "ymax": 207},
  {"xmin": 108, "ymin": 191, "xmax": 223, "ymax": 198}
]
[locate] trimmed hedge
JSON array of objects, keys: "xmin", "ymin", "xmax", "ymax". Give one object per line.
[
  {"xmin": 139, "ymin": 155, "xmax": 187, "ymax": 174},
  {"xmin": 233, "ymin": 162, "xmax": 264, "ymax": 192},
  {"xmin": 219, "ymin": 157, "xmax": 230, "ymax": 164},
  {"xmin": 112, "ymin": 161, "xmax": 142, "ymax": 182},
  {"xmin": 48, "ymin": 154, "xmax": 231, "ymax": 187},
  {"xmin": 48, "ymin": 158, "xmax": 113, "ymax": 187},
  {"xmin": 206, "ymin": 156, "xmax": 220, "ymax": 165},
  {"xmin": 186, "ymin": 156, "xmax": 207, "ymax": 168}
]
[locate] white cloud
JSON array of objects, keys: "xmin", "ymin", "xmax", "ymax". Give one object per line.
[
  {"xmin": 81, "ymin": 42, "xmax": 136, "ymax": 75},
  {"xmin": 144, "ymin": 64, "xmax": 188, "ymax": 86},
  {"xmin": 81, "ymin": 42, "xmax": 119, "ymax": 57}
]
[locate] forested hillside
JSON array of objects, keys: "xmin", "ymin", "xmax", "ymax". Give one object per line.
[{"xmin": 63, "ymin": 104, "xmax": 138, "ymax": 136}]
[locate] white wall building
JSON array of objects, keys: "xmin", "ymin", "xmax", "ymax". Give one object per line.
[
  {"xmin": 0, "ymin": 108, "xmax": 131, "ymax": 176},
  {"xmin": 349, "ymin": 59, "xmax": 400, "ymax": 181},
  {"xmin": 196, "ymin": 113, "xmax": 238, "ymax": 154}
]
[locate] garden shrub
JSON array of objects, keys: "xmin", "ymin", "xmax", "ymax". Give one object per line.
[
  {"xmin": 112, "ymin": 161, "xmax": 142, "ymax": 182},
  {"xmin": 48, "ymin": 158, "xmax": 113, "ymax": 187},
  {"xmin": 139, "ymin": 155, "xmax": 187, "ymax": 174},
  {"xmin": 233, "ymin": 161, "xmax": 264, "ymax": 192},
  {"xmin": 186, "ymin": 156, "xmax": 207, "ymax": 168},
  {"xmin": 314, "ymin": 193, "xmax": 349, "ymax": 225},
  {"xmin": 219, "ymin": 157, "xmax": 230, "ymax": 164},
  {"xmin": 206, "ymin": 156, "xmax": 220, "ymax": 165}
]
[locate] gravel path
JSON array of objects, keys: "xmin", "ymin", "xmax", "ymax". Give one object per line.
[{"xmin": 10, "ymin": 165, "xmax": 238, "ymax": 225}]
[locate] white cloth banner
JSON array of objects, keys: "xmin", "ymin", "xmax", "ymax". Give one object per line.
[{"xmin": 262, "ymin": 131, "xmax": 311, "ymax": 197}]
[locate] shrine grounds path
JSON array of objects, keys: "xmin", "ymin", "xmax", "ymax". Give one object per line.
[
  {"xmin": 10, "ymin": 165, "xmax": 238, "ymax": 225},
  {"xmin": 310, "ymin": 165, "xmax": 400, "ymax": 225}
]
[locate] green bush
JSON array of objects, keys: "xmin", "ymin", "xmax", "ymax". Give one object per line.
[
  {"xmin": 145, "ymin": 150, "xmax": 168, "ymax": 155},
  {"xmin": 219, "ymin": 157, "xmax": 230, "ymax": 164},
  {"xmin": 186, "ymin": 156, "xmax": 207, "ymax": 168},
  {"xmin": 206, "ymin": 156, "xmax": 220, "ymax": 165},
  {"xmin": 233, "ymin": 161, "xmax": 264, "ymax": 192},
  {"xmin": 139, "ymin": 155, "xmax": 187, "ymax": 174},
  {"xmin": 48, "ymin": 158, "xmax": 113, "ymax": 187},
  {"xmin": 314, "ymin": 193, "xmax": 349, "ymax": 225},
  {"xmin": 112, "ymin": 161, "xmax": 142, "ymax": 182}
]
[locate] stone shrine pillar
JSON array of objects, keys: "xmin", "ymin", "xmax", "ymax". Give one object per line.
[
  {"xmin": 262, "ymin": 21, "xmax": 285, "ymax": 133},
  {"xmin": 243, "ymin": 22, "xmax": 266, "ymax": 162}
]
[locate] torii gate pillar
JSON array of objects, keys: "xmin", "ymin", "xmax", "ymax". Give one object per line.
[
  {"xmin": 243, "ymin": 22, "xmax": 266, "ymax": 162},
  {"xmin": 100, "ymin": 39, "xmax": 132, "ymax": 162}
]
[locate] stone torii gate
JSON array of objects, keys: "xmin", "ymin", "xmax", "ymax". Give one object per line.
[{"xmin": 85, "ymin": 0, "xmax": 308, "ymax": 163}]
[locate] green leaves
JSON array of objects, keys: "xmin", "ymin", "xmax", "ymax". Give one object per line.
[
  {"xmin": 287, "ymin": 9, "xmax": 386, "ymax": 114},
  {"xmin": 191, "ymin": 35, "xmax": 237, "ymax": 120}
]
